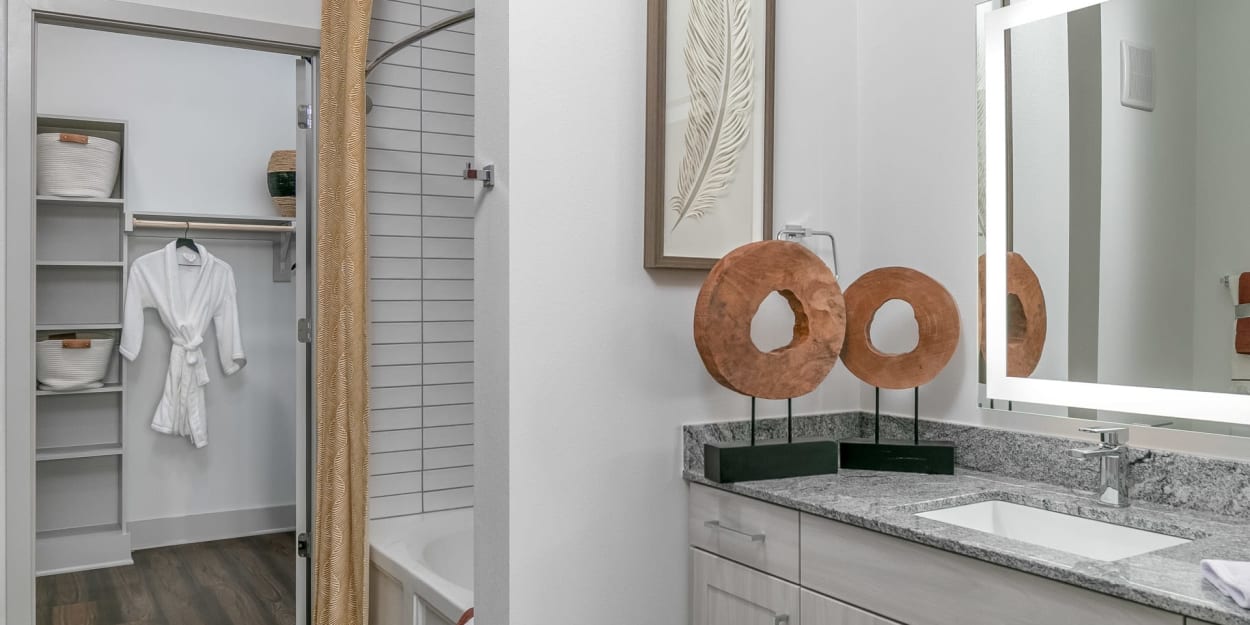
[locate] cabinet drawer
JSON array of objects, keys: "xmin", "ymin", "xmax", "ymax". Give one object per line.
[
  {"xmin": 800, "ymin": 514, "xmax": 1183, "ymax": 625},
  {"xmin": 802, "ymin": 590, "xmax": 901, "ymax": 625},
  {"xmin": 689, "ymin": 483, "xmax": 800, "ymax": 583}
]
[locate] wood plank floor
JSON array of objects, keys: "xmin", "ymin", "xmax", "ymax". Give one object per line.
[{"xmin": 37, "ymin": 533, "xmax": 296, "ymax": 625}]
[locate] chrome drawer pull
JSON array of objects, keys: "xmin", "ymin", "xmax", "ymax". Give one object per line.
[
  {"xmin": 704, "ymin": 520, "xmax": 766, "ymax": 543},
  {"xmin": 774, "ymin": 615, "xmax": 790, "ymax": 625}
]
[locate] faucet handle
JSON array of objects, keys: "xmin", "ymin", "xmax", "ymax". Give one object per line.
[{"xmin": 1079, "ymin": 426, "xmax": 1129, "ymax": 446}]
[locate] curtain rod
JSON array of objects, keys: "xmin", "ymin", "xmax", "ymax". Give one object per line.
[{"xmin": 364, "ymin": 9, "xmax": 475, "ymax": 77}]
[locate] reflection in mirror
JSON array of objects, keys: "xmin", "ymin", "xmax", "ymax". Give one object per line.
[{"xmin": 977, "ymin": 0, "xmax": 1250, "ymax": 438}]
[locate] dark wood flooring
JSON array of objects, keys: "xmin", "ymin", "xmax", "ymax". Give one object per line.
[{"xmin": 37, "ymin": 532, "xmax": 296, "ymax": 625}]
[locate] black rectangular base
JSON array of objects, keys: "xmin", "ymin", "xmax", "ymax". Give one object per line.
[
  {"xmin": 838, "ymin": 438, "xmax": 956, "ymax": 475},
  {"xmin": 704, "ymin": 438, "xmax": 840, "ymax": 484}
]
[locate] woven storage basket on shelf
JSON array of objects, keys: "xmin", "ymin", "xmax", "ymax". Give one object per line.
[
  {"xmin": 36, "ymin": 133, "xmax": 122, "ymax": 198},
  {"xmin": 268, "ymin": 149, "xmax": 297, "ymax": 218},
  {"xmin": 36, "ymin": 332, "xmax": 115, "ymax": 391}
]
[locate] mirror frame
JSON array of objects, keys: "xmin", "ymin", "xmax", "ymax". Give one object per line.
[{"xmin": 984, "ymin": 0, "xmax": 1250, "ymax": 428}]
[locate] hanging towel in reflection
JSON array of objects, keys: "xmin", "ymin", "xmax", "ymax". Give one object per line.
[
  {"xmin": 1237, "ymin": 274, "xmax": 1250, "ymax": 355},
  {"xmin": 120, "ymin": 242, "xmax": 246, "ymax": 448},
  {"xmin": 1226, "ymin": 275, "xmax": 1250, "ymax": 394},
  {"xmin": 1202, "ymin": 559, "xmax": 1250, "ymax": 609}
]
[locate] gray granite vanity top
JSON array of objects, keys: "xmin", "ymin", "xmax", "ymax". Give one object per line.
[{"xmin": 683, "ymin": 413, "xmax": 1250, "ymax": 625}]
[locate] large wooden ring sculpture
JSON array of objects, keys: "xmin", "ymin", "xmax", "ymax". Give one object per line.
[
  {"xmin": 694, "ymin": 241, "xmax": 846, "ymax": 400},
  {"xmin": 978, "ymin": 252, "xmax": 1047, "ymax": 377},
  {"xmin": 841, "ymin": 267, "xmax": 960, "ymax": 389}
]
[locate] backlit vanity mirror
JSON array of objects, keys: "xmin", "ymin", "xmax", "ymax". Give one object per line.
[{"xmin": 982, "ymin": 0, "xmax": 1250, "ymax": 434}]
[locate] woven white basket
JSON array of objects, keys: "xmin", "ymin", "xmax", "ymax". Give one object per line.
[
  {"xmin": 36, "ymin": 133, "xmax": 122, "ymax": 198},
  {"xmin": 36, "ymin": 334, "xmax": 115, "ymax": 391}
]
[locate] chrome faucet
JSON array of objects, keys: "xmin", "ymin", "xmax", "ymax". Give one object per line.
[{"xmin": 1067, "ymin": 426, "xmax": 1131, "ymax": 508}]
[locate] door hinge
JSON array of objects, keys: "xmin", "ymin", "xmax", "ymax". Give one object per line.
[
  {"xmin": 296, "ymin": 532, "xmax": 310, "ymax": 558},
  {"xmin": 298, "ymin": 104, "xmax": 314, "ymax": 129},
  {"xmin": 297, "ymin": 318, "xmax": 313, "ymax": 344}
]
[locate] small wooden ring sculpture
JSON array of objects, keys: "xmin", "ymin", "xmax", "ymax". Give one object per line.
[
  {"xmin": 694, "ymin": 241, "xmax": 846, "ymax": 399},
  {"xmin": 978, "ymin": 252, "xmax": 1047, "ymax": 377},
  {"xmin": 841, "ymin": 267, "xmax": 960, "ymax": 389}
]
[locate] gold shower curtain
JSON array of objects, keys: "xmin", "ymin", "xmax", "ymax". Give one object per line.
[{"xmin": 315, "ymin": 1, "xmax": 373, "ymax": 624}]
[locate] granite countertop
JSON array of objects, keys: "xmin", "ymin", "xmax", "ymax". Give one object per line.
[{"xmin": 685, "ymin": 465, "xmax": 1250, "ymax": 625}]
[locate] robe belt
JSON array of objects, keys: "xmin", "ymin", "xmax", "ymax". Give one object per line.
[{"xmin": 171, "ymin": 336, "xmax": 210, "ymax": 387}]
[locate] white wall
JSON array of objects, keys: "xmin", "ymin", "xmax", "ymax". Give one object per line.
[
  {"xmin": 1009, "ymin": 15, "xmax": 1071, "ymax": 386},
  {"xmin": 1096, "ymin": 0, "xmax": 1197, "ymax": 391},
  {"xmin": 1192, "ymin": 0, "xmax": 1250, "ymax": 394},
  {"xmin": 855, "ymin": 1, "xmax": 980, "ymax": 418},
  {"xmin": 1, "ymin": 0, "xmax": 9, "ymax": 609},
  {"xmin": 121, "ymin": 0, "xmax": 319, "ymax": 30},
  {"xmin": 37, "ymin": 25, "xmax": 298, "ymax": 219},
  {"xmin": 478, "ymin": 1, "xmax": 860, "ymax": 623},
  {"xmin": 37, "ymin": 26, "xmax": 298, "ymax": 528},
  {"xmin": 473, "ymin": 0, "xmax": 509, "ymax": 621}
]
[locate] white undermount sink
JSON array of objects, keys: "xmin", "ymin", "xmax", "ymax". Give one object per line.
[{"xmin": 915, "ymin": 500, "xmax": 1191, "ymax": 562}]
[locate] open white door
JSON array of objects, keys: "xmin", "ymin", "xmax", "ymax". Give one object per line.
[{"xmin": 294, "ymin": 55, "xmax": 318, "ymax": 625}]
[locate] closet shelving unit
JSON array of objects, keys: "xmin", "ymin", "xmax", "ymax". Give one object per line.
[{"xmin": 33, "ymin": 115, "xmax": 133, "ymax": 575}]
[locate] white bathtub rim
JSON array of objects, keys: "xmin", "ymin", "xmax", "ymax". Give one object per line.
[{"xmin": 370, "ymin": 510, "xmax": 473, "ymax": 623}]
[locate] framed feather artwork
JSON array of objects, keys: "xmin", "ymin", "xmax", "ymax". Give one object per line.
[{"xmin": 644, "ymin": 0, "xmax": 775, "ymax": 269}]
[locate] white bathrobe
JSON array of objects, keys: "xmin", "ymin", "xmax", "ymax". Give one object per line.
[{"xmin": 120, "ymin": 242, "xmax": 246, "ymax": 447}]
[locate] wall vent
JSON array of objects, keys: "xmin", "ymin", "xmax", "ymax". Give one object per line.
[{"xmin": 1120, "ymin": 41, "xmax": 1155, "ymax": 112}]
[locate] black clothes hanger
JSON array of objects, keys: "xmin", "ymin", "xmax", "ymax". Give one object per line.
[{"xmin": 176, "ymin": 221, "xmax": 199, "ymax": 253}]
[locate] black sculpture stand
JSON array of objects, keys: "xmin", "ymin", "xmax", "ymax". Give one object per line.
[
  {"xmin": 704, "ymin": 398, "xmax": 840, "ymax": 484},
  {"xmin": 838, "ymin": 387, "xmax": 955, "ymax": 475}
]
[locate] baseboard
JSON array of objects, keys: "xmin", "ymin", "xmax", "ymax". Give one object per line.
[{"xmin": 129, "ymin": 504, "xmax": 296, "ymax": 551}]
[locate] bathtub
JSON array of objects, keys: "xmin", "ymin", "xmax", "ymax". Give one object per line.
[{"xmin": 370, "ymin": 508, "xmax": 473, "ymax": 625}]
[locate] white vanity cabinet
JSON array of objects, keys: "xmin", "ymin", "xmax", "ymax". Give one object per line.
[
  {"xmin": 689, "ymin": 484, "xmax": 1190, "ymax": 625},
  {"xmin": 691, "ymin": 548, "xmax": 800, "ymax": 625},
  {"xmin": 800, "ymin": 591, "xmax": 900, "ymax": 625}
]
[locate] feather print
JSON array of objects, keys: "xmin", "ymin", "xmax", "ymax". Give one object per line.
[{"xmin": 670, "ymin": 0, "xmax": 755, "ymax": 230}]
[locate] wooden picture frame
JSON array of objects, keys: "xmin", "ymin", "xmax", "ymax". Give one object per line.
[{"xmin": 644, "ymin": 0, "xmax": 776, "ymax": 270}]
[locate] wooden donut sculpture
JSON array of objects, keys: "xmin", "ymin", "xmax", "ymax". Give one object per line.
[
  {"xmin": 978, "ymin": 252, "xmax": 1047, "ymax": 377},
  {"xmin": 841, "ymin": 267, "xmax": 960, "ymax": 389},
  {"xmin": 693, "ymin": 241, "xmax": 846, "ymax": 399}
]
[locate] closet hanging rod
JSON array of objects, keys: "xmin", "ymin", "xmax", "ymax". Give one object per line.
[{"xmin": 130, "ymin": 218, "xmax": 294, "ymax": 233}]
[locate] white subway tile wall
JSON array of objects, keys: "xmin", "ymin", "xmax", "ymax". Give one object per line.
[{"xmin": 367, "ymin": 0, "xmax": 474, "ymax": 519}]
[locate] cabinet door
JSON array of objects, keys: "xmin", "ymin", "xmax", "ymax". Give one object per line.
[
  {"xmin": 691, "ymin": 548, "xmax": 800, "ymax": 625},
  {"xmin": 801, "ymin": 590, "xmax": 899, "ymax": 625}
]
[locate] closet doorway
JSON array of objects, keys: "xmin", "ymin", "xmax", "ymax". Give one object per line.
[{"xmin": 4, "ymin": 5, "xmax": 318, "ymax": 625}]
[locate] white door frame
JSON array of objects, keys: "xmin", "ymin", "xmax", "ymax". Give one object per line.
[{"xmin": 3, "ymin": 3, "xmax": 318, "ymax": 624}]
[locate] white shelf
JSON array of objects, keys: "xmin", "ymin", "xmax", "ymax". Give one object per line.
[
  {"xmin": 36, "ymin": 444, "xmax": 123, "ymax": 462},
  {"xmin": 35, "ymin": 524, "xmax": 132, "ymax": 576},
  {"xmin": 36, "ymin": 323, "xmax": 123, "ymax": 332},
  {"xmin": 36, "ymin": 260, "xmax": 125, "ymax": 268},
  {"xmin": 128, "ymin": 210, "xmax": 294, "ymax": 227},
  {"xmin": 33, "ymin": 114, "xmax": 130, "ymax": 578},
  {"xmin": 36, "ymin": 384, "xmax": 123, "ymax": 397},
  {"xmin": 36, "ymin": 195, "xmax": 124, "ymax": 208}
]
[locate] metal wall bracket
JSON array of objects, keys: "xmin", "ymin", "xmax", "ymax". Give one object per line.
[
  {"xmin": 777, "ymin": 224, "xmax": 839, "ymax": 278},
  {"xmin": 297, "ymin": 318, "xmax": 313, "ymax": 344},
  {"xmin": 463, "ymin": 162, "xmax": 495, "ymax": 189},
  {"xmin": 273, "ymin": 231, "xmax": 294, "ymax": 282},
  {"xmin": 1221, "ymin": 275, "xmax": 1250, "ymax": 318},
  {"xmin": 297, "ymin": 104, "xmax": 313, "ymax": 130}
]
